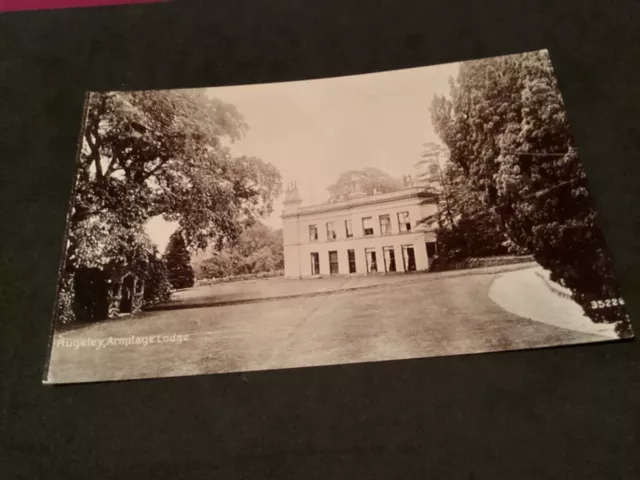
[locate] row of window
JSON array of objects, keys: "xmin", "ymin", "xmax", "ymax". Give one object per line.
[
  {"xmin": 309, "ymin": 212, "xmax": 412, "ymax": 242},
  {"xmin": 309, "ymin": 245, "xmax": 418, "ymax": 275}
]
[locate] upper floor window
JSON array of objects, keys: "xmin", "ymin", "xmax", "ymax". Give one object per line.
[
  {"xmin": 362, "ymin": 217, "xmax": 374, "ymax": 236},
  {"xmin": 326, "ymin": 222, "xmax": 337, "ymax": 240},
  {"xmin": 379, "ymin": 214, "xmax": 391, "ymax": 235},
  {"xmin": 345, "ymin": 219, "xmax": 353, "ymax": 238},
  {"xmin": 309, "ymin": 224, "xmax": 318, "ymax": 241},
  {"xmin": 398, "ymin": 211, "xmax": 411, "ymax": 232}
]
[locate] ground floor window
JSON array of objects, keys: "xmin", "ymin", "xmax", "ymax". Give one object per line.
[
  {"xmin": 329, "ymin": 251, "xmax": 339, "ymax": 274},
  {"xmin": 402, "ymin": 245, "xmax": 416, "ymax": 272},
  {"xmin": 310, "ymin": 252, "xmax": 320, "ymax": 275},
  {"xmin": 383, "ymin": 247, "xmax": 396, "ymax": 272},
  {"xmin": 426, "ymin": 242, "xmax": 437, "ymax": 258},
  {"xmin": 365, "ymin": 248, "xmax": 378, "ymax": 273},
  {"xmin": 306, "ymin": 246, "xmax": 418, "ymax": 276},
  {"xmin": 347, "ymin": 249, "xmax": 356, "ymax": 273}
]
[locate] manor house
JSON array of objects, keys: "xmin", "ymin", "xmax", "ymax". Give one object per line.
[{"xmin": 282, "ymin": 181, "xmax": 439, "ymax": 278}]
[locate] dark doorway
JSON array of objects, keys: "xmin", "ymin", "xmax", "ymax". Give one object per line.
[
  {"xmin": 310, "ymin": 252, "xmax": 320, "ymax": 275},
  {"xmin": 120, "ymin": 275, "xmax": 134, "ymax": 313},
  {"xmin": 329, "ymin": 251, "xmax": 339, "ymax": 274},
  {"xmin": 74, "ymin": 267, "xmax": 109, "ymax": 321},
  {"xmin": 426, "ymin": 242, "xmax": 437, "ymax": 269},
  {"xmin": 402, "ymin": 245, "xmax": 416, "ymax": 272},
  {"xmin": 347, "ymin": 249, "xmax": 356, "ymax": 273},
  {"xmin": 426, "ymin": 242, "xmax": 437, "ymax": 258},
  {"xmin": 383, "ymin": 247, "xmax": 396, "ymax": 272},
  {"xmin": 365, "ymin": 248, "xmax": 378, "ymax": 273}
]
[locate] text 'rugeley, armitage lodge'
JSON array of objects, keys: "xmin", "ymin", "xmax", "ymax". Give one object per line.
[{"xmin": 282, "ymin": 181, "xmax": 439, "ymax": 278}]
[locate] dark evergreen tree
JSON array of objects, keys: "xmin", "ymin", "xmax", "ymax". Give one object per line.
[
  {"xmin": 164, "ymin": 231, "xmax": 195, "ymax": 289},
  {"xmin": 430, "ymin": 50, "xmax": 632, "ymax": 337},
  {"xmin": 418, "ymin": 144, "xmax": 510, "ymax": 264},
  {"xmin": 142, "ymin": 251, "xmax": 172, "ymax": 305}
]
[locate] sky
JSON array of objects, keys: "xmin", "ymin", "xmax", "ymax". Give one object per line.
[{"xmin": 146, "ymin": 61, "xmax": 460, "ymax": 252}]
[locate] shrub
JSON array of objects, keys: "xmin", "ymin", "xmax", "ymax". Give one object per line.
[
  {"xmin": 142, "ymin": 255, "xmax": 172, "ymax": 306},
  {"xmin": 55, "ymin": 274, "xmax": 76, "ymax": 325}
]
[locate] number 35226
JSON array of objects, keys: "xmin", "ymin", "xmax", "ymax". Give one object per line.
[{"xmin": 591, "ymin": 298, "xmax": 625, "ymax": 309}]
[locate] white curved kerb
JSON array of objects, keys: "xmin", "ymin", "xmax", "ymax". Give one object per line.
[{"xmin": 489, "ymin": 266, "xmax": 618, "ymax": 339}]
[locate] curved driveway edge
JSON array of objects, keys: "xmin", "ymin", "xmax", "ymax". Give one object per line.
[
  {"xmin": 159, "ymin": 262, "xmax": 540, "ymax": 312},
  {"xmin": 488, "ymin": 266, "xmax": 617, "ymax": 339}
]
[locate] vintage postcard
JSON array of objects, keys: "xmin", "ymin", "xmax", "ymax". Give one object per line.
[{"xmin": 44, "ymin": 49, "xmax": 633, "ymax": 384}]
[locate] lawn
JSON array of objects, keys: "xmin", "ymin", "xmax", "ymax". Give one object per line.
[
  {"xmin": 46, "ymin": 271, "xmax": 605, "ymax": 384},
  {"xmin": 154, "ymin": 262, "xmax": 541, "ymax": 309}
]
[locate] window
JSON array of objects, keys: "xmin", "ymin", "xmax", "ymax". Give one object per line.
[
  {"xmin": 379, "ymin": 214, "xmax": 391, "ymax": 235},
  {"xmin": 398, "ymin": 211, "xmax": 411, "ymax": 232},
  {"xmin": 402, "ymin": 245, "xmax": 416, "ymax": 272},
  {"xmin": 383, "ymin": 247, "xmax": 396, "ymax": 273},
  {"xmin": 426, "ymin": 242, "xmax": 437, "ymax": 258},
  {"xmin": 310, "ymin": 252, "xmax": 320, "ymax": 275},
  {"xmin": 365, "ymin": 248, "xmax": 378, "ymax": 273},
  {"xmin": 326, "ymin": 222, "xmax": 337, "ymax": 241},
  {"xmin": 329, "ymin": 251, "xmax": 339, "ymax": 274},
  {"xmin": 309, "ymin": 224, "xmax": 318, "ymax": 242},
  {"xmin": 362, "ymin": 217, "xmax": 374, "ymax": 236},
  {"xmin": 426, "ymin": 242, "xmax": 437, "ymax": 269},
  {"xmin": 347, "ymin": 249, "xmax": 356, "ymax": 273},
  {"xmin": 345, "ymin": 219, "xmax": 353, "ymax": 238}
]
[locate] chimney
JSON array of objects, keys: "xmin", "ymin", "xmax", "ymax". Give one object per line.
[{"xmin": 283, "ymin": 180, "xmax": 302, "ymax": 214}]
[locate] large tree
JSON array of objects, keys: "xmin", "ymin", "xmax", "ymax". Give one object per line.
[
  {"xmin": 430, "ymin": 50, "xmax": 631, "ymax": 336},
  {"xmin": 74, "ymin": 89, "xmax": 281, "ymax": 251},
  {"xmin": 326, "ymin": 167, "xmax": 401, "ymax": 203},
  {"xmin": 59, "ymin": 89, "xmax": 282, "ymax": 322},
  {"xmin": 417, "ymin": 142, "xmax": 510, "ymax": 265}
]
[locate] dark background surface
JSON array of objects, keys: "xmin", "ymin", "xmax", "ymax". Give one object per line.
[{"xmin": 1, "ymin": 1, "xmax": 639, "ymax": 478}]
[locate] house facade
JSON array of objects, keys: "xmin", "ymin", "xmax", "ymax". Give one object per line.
[{"xmin": 282, "ymin": 183, "xmax": 439, "ymax": 278}]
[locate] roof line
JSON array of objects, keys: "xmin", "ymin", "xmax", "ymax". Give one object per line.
[{"xmin": 282, "ymin": 189, "xmax": 437, "ymax": 219}]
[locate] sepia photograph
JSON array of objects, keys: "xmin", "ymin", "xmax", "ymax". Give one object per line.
[{"xmin": 44, "ymin": 49, "xmax": 634, "ymax": 384}]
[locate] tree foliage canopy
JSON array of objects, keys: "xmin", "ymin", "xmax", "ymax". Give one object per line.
[
  {"xmin": 59, "ymin": 89, "xmax": 282, "ymax": 323},
  {"xmin": 430, "ymin": 50, "xmax": 631, "ymax": 335},
  {"xmin": 194, "ymin": 222, "xmax": 284, "ymax": 279},
  {"xmin": 326, "ymin": 167, "xmax": 401, "ymax": 203},
  {"xmin": 418, "ymin": 143, "xmax": 509, "ymax": 264},
  {"xmin": 74, "ymin": 89, "xmax": 282, "ymax": 254}
]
